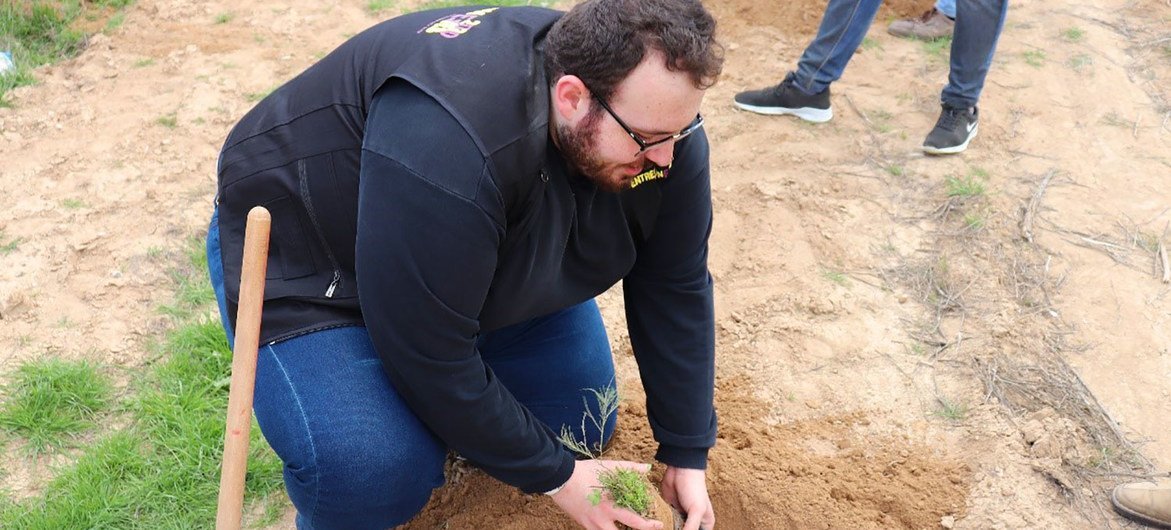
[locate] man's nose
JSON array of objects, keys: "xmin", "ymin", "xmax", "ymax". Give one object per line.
[{"xmin": 643, "ymin": 141, "xmax": 674, "ymax": 168}]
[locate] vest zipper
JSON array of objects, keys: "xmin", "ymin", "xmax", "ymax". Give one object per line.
[{"xmin": 298, "ymin": 159, "xmax": 343, "ymax": 298}]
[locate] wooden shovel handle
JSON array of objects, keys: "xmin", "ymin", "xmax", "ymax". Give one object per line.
[{"xmin": 215, "ymin": 206, "xmax": 271, "ymax": 530}]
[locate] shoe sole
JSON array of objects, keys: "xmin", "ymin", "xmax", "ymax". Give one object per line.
[
  {"xmin": 923, "ymin": 124, "xmax": 977, "ymax": 155},
  {"xmin": 887, "ymin": 28, "xmax": 954, "ymax": 40},
  {"xmin": 1111, "ymin": 489, "xmax": 1171, "ymax": 529},
  {"xmin": 733, "ymin": 101, "xmax": 833, "ymax": 123}
]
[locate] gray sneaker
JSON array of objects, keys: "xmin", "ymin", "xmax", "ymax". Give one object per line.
[{"xmin": 888, "ymin": 8, "xmax": 954, "ymax": 40}]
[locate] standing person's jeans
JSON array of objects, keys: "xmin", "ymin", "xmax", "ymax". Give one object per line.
[
  {"xmin": 206, "ymin": 210, "xmax": 617, "ymax": 530},
  {"xmin": 791, "ymin": 0, "xmax": 1008, "ymax": 109},
  {"xmin": 936, "ymin": 0, "xmax": 956, "ymax": 18}
]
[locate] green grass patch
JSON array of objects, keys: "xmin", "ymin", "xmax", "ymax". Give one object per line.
[
  {"xmin": 1022, "ymin": 50, "xmax": 1046, "ymax": 67},
  {"xmin": 214, "ymin": 12, "xmax": 234, "ymax": 24},
  {"xmin": 0, "ymin": 1, "xmax": 136, "ymax": 102},
  {"xmin": 414, "ymin": 0, "xmax": 557, "ymax": 11},
  {"xmin": 246, "ymin": 86, "xmax": 279, "ymax": 102},
  {"xmin": 933, "ymin": 398, "xmax": 969, "ymax": 421},
  {"xmin": 367, "ymin": 0, "xmax": 396, "ymax": 14},
  {"xmin": 0, "ymin": 358, "xmax": 112, "ymax": 454},
  {"xmin": 1062, "ymin": 27, "xmax": 1084, "ymax": 42},
  {"xmin": 0, "ymin": 233, "xmax": 285, "ymax": 528},
  {"xmin": 821, "ymin": 269, "xmax": 849, "ymax": 286},
  {"xmin": 885, "ymin": 164, "xmax": 905, "ymax": 177},
  {"xmin": 0, "ymin": 230, "xmax": 21, "ymax": 255},
  {"xmin": 921, "ymin": 36, "xmax": 952, "ymax": 61},
  {"xmin": 1066, "ymin": 53, "xmax": 1092, "ymax": 72},
  {"xmin": 131, "ymin": 57, "xmax": 153, "ymax": 68},
  {"xmin": 945, "ymin": 174, "xmax": 986, "ymax": 198},
  {"xmin": 155, "ymin": 113, "xmax": 177, "ymax": 128},
  {"xmin": 104, "ymin": 11, "xmax": 125, "ymax": 32},
  {"xmin": 869, "ymin": 108, "xmax": 894, "ymax": 133},
  {"xmin": 860, "ymin": 36, "xmax": 882, "ymax": 52},
  {"xmin": 158, "ymin": 236, "xmax": 214, "ymax": 319},
  {"xmin": 60, "ymin": 197, "xmax": 85, "ymax": 209},
  {"xmin": 963, "ymin": 212, "xmax": 985, "ymax": 230}
]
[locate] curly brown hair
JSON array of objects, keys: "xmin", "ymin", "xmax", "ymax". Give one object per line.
[{"xmin": 544, "ymin": 0, "xmax": 724, "ymax": 102}]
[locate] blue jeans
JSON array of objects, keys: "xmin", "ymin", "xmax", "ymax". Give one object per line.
[
  {"xmin": 206, "ymin": 211, "xmax": 617, "ymax": 529},
  {"xmin": 792, "ymin": 0, "xmax": 1007, "ymax": 109},
  {"xmin": 936, "ymin": 0, "xmax": 956, "ymax": 18}
]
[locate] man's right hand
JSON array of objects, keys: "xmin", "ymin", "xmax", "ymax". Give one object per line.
[{"xmin": 550, "ymin": 459, "xmax": 664, "ymax": 530}]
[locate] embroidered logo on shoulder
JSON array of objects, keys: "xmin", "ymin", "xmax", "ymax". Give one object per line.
[
  {"xmin": 418, "ymin": 7, "xmax": 499, "ymax": 39},
  {"xmin": 629, "ymin": 166, "xmax": 669, "ymax": 189}
]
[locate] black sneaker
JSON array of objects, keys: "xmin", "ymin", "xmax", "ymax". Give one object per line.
[
  {"xmin": 733, "ymin": 72, "xmax": 833, "ymax": 123},
  {"xmin": 923, "ymin": 105, "xmax": 978, "ymax": 154}
]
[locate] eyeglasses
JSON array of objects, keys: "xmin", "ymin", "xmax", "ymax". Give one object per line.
[{"xmin": 591, "ymin": 94, "xmax": 703, "ymax": 155}]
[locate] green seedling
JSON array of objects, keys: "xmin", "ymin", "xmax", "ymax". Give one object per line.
[
  {"xmin": 557, "ymin": 384, "xmax": 666, "ymax": 521},
  {"xmin": 559, "ymin": 385, "xmax": 619, "ymax": 459},
  {"xmin": 591, "ymin": 467, "xmax": 653, "ymax": 516}
]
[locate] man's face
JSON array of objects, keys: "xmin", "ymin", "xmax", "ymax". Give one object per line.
[{"xmin": 555, "ymin": 51, "xmax": 706, "ymax": 192}]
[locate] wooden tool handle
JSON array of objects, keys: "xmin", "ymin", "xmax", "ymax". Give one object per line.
[{"xmin": 216, "ymin": 206, "xmax": 271, "ymax": 530}]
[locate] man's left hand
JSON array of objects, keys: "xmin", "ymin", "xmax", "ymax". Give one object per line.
[{"xmin": 660, "ymin": 466, "xmax": 715, "ymax": 530}]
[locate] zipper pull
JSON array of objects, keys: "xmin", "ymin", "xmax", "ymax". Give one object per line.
[{"xmin": 325, "ymin": 271, "xmax": 341, "ymax": 298}]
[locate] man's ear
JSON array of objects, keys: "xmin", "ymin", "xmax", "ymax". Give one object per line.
[{"xmin": 551, "ymin": 75, "xmax": 591, "ymax": 125}]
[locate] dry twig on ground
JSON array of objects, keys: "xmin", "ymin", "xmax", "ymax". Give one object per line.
[
  {"xmin": 1021, "ymin": 169, "xmax": 1056, "ymax": 243},
  {"xmin": 1158, "ymin": 239, "xmax": 1170, "ymax": 283}
]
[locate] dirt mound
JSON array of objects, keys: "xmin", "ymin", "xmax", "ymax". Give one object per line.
[{"xmin": 407, "ymin": 375, "xmax": 968, "ymax": 530}]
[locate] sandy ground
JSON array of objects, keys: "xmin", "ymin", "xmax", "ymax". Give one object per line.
[{"xmin": 1, "ymin": 0, "xmax": 1170, "ymax": 528}]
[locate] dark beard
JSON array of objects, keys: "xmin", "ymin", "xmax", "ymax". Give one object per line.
[{"xmin": 555, "ymin": 110, "xmax": 647, "ymax": 194}]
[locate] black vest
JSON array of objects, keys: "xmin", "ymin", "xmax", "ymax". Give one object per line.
[{"xmin": 215, "ymin": 7, "xmax": 563, "ymax": 341}]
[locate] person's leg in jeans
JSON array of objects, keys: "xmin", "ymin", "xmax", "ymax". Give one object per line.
[
  {"xmin": 207, "ymin": 209, "xmax": 447, "ymax": 530},
  {"xmin": 922, "ymin": 0, "xmax": 1008, "ymax": 153},
  {"xmin": 733, "ymin": 0, "xmax": 881, "ymax": 122},
  {"xmin": 478, "ymin": 299, "xmax": 618, "ymax": 452},
  {"xmin": 936, "ymin": 0, "xmax": 956, "ymax": 19},
  {"xmin": 256, "ymin": 328, "xmax": 449, "ymax": 530},
  {"xmin": 208, "ymin": 209, "xmax": 615, "ymax": 527},
  {"xmin": 942, "ymin": 0, "xmax": 1009, "ymax": 109},
  {"xmin": 791, "ymin": 0, "xmax": 884, "ymax": 95}
]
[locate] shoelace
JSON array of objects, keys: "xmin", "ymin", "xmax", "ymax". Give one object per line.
[{"xmin": 937, "ymin": 107, "xmax": 964, "ymax": 131}]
